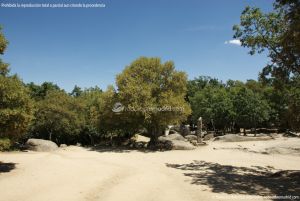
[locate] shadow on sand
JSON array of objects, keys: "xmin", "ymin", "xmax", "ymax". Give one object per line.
[
  {"xmin": 0, "ymin": 162, "xmax": 16, "ymax": 173},
  {"xmin": 87, "ymin": 145, "xmax": 156, "ymax": 153},
  {"xmin": 166, "ymin": 161, "xmax": 300, "ymax": 200}
]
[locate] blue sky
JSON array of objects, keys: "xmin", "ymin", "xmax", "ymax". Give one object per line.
[{"xmin": 0, "ymin": 0, "xmax": 274, "ymax": 92}]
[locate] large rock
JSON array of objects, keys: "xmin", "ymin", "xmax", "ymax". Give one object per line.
[
  {"xmin": 185, "ymin": 133, "xmax": 214, "ymax": 142},
  {"xmin": 171, "ymin": 140, "xmax": 195, "ymax": 150},
  {"xmin": 60, "ymin": 144, "xmax": 68, "ymax": 148},
  {"xmin": 159, "ymin": 133, "xmax": 186, "ymax": 141},
  {"xmin": 168, "ymin": 130, "xmax": 179, "ymax": 135},
  {"xmin": 156, "ymin": 134, "xmax": 195, "ymax": 150},
  {"xmin": 214, "ymin": 134, "xmax": 273, "ymax": 142},
  {"xmin": 203, "ymin": 133, "xmax": 214, "ymax": 141},
  {"xmin": 26, "ymin": 139, "xmax": 58, "ymax": 152},
  {"xmin": 185, "ymin": 135, "xmax": 198, "ymax": 141}
]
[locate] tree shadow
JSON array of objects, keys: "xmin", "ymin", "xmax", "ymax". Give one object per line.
[
  {"xmin": 0, "ymin": 162, "xmax": 16, "ymax": 173},
  {"xmin": 87, "ymin": 145, "xmax": 156, "ymax": 153},
  {"xmin": 166, "ymin": 161, "xmax": 300, "ymax": 200}
]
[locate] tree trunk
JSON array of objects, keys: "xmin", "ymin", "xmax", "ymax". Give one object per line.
[
  {"xmin": 49, "ymin": 131, "xmax": 52, "ymax": 141},
  {"xmin": 148, "ymin": 125, "xmax": 161, "ymax": 148},
  {"xmin": 110, "ymin": 133, "xmax": 113, "ymax": 146},
  {"xmin": 89, "ymin": 134, "xmax": 94, "ymax": 146},
  {"xmin": 211, "ymin": 119, "xmax": 216, "ymax": 136},
  {"xmin": 223, "ymin": 126, "xmax": 226, "ymax": 135}
]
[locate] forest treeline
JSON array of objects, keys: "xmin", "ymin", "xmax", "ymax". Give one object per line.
[{"xmin": 0, "ymin": 0, "xmax": 299, "ymax": 150}]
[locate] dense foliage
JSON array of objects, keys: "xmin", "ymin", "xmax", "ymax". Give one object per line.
[
  {"xmin": 232, "ymin": 0, "xmax": 300, "ymax": 132},
  {"xmin": 233, "ymin": 0, "xmax": 299, "ymax": 85},
  {"xmin": 190, "ymin": 84, "xmax": 234, "ymax": 132},
  {"xmin": 0, "ymin": 27, "xmax": 34, "ymax": 145},
  {"xmin": 0, "ymin": 26, "xmax": 9, "ymax": 76},
  {"xmin": 116, "ymin": 57, "xmax": 191, "ymax": 141},
  {"xmin": 188, "ymin": 77, "xmax": 272, "ymax": 134},
  {"xmin": 29, "ymin": 90, "xmax": 85, "ymax": 144}
]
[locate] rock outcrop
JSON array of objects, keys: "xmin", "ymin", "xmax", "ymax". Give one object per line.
[
  {"xmin": 214, "ymin": 134, "xmax": 273, "ymax": 142},
  {"xmin": 155, "ymin": 134, "xmax": 195, "ymax": 150},
  {"xmin": 26, "ymin": 139, "xmax": 58, "ymax": 152}
]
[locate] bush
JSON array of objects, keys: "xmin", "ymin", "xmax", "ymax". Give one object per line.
[{"xmin": 0, "ymin": 138, "xmax": 11, "ymax": 151}]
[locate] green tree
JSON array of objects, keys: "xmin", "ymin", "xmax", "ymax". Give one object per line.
[
  {"xmin": 287, "ymin": 76, "xmax": 300, "ymax": 130},
  {"xmin": 27, "ymin": 82, "xmax": 61, "ymax": 100},
  {"xmin": 262, "ymin": 84, "xmax": 289, "ymax": 128},
  {"xmin": 0, "ymin": 26, "xmax": 9, "ymax": 76},
  {"xmin": 70, "ymin": 85, "xmax": 83, "ymax": 97},
  {"xmin": 0, "ymin": 26, "xmax": 34, "ymax": 142},
  {"xmin": 231, "ymin": 86, "xmax": 271, "ymax": 135},
  {"xmin": 116, "ymin": 57, "xmax": 191, "ymax": 142},
  {"xmin": 30, "ymin": 90, "xmax": 85, "ymax": 144},
  {"xmin": 96, "ymin": 86, "xmax": 136, "ymax": 139},
  {"xmin": 0, "ymin": 76, "xmax": 34, "ymax": 140},
  {"xmin": 275, "ymin": 0, "xmax": 300, "ymax": 75},
  {"xmin": 190, "ymin": 86, "xmax": 235, "ymax": 133},
  {"xmin": 245, "ymin": 79, "xmax": 265, "ymax": 94},
  {"xmin": 187, "ymin": 76, "xmax": 223, "ymax": 100},
  {"xmin": 79, "ymin": 85, "xmax": 138, "ymax": 144},
  {"xmin": 233, "ymin": 1, "xmax": 300, "ymax": 83},
  {"xmin": 78, "ymin": 86, "xmax": 104, "ymax": 144}
]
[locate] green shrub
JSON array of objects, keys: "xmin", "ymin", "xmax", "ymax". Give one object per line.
[{"xmin": 0, "ymin": 138, "xmax": 11, "ymax": 151}]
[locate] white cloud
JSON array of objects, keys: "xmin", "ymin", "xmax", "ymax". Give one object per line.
[{"xmin": 224, "ymin": 39, "xmax": 241, "ymax": 46}]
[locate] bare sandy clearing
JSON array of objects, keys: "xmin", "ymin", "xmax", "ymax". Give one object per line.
[{"xmin": 0, "ymin": 137, "xmax": 300, "ymax": 201}]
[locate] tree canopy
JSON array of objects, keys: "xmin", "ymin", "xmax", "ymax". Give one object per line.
[
  {"xmin": 30, "ymin": 90, "xmax": 85, "ymax": 144},
  {"xmin": 233, "ymin": 0, "xmax": 300, "ymax": 84},
  {"xmin": 0, "ymin": 76, "xmax": 34, "ymax": 140},
  {"xmin": 0, "ymin": 26, "xmax": 9, "ymax": 76},
  {"xmin": 116, "ymin": 57, "xmax": 191, "ymax": 140},
  {"xmin": 0, "ymin": 27, "xmax": 34, "ymax": 141},
  {"xmin": 190, "ymin": 86, "xmax": 234, "ymax": 132}
]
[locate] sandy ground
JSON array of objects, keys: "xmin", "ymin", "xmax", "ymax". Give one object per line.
[{"xmin": 1, "ymin": 137, "xmax": 300, "ymax": 201}]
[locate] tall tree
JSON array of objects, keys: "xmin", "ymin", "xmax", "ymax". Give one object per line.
[
  {"xmin": 233, "ymin": 0, "xmax": 300, "ymax": 84},
  {"xmin": 0, "ymin": 26, "xmax": 34, "ymax": 140},
  {"xmin": 230, "ymin": 86, "xmax": 271, "ymax": 135},
  {"xmin": 287, "ymin": 75, "xmax": 300, "ymax": 130},
  {"xmin": 78, "ymin": 86, "xmax": 106, "ymax": 144},
  {"xmin": 0, "ymin": 76, "xmax": 34, "ymax": 140},
  {"xmin": 116, "ymin": 57, "xmax": 191, "ymax": 142},
  {"xmin": 0, "ymin": 26, "xmax": 9, "ymax": 76},
  {"xmin": 190, "ymin": 86, "xmax": 235, "ymax": 133},
  {"xmin": 187, "ymin": 76, "xmax": 223, "ymax": 100},
  {"xmin": 30, "ymin": 90, "xmax": 85, "ymax": 144}
]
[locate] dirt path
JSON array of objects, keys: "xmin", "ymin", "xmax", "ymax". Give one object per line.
[{"xmin": 1, "ymin": 138, "xmax": 300, "ymax": 201}]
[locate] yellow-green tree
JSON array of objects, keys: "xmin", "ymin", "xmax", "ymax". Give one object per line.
[
  {"xmin": 116, "ymin": 57, "xmax": 191, "ymax": 142},
  {"xmin": 0, "ymin": 26, "xmax": 34, "ymax": 141},
  {"xmin": 0, "ymin": 26, "xmax": 9, "ymax": 76},
  {"xmin": 0, "ymin": 76, "xmax": 34, "ymax": 140},
  {"xmin": 30, "ymin": 90, "xmax": 85, "ymax": 144}
]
